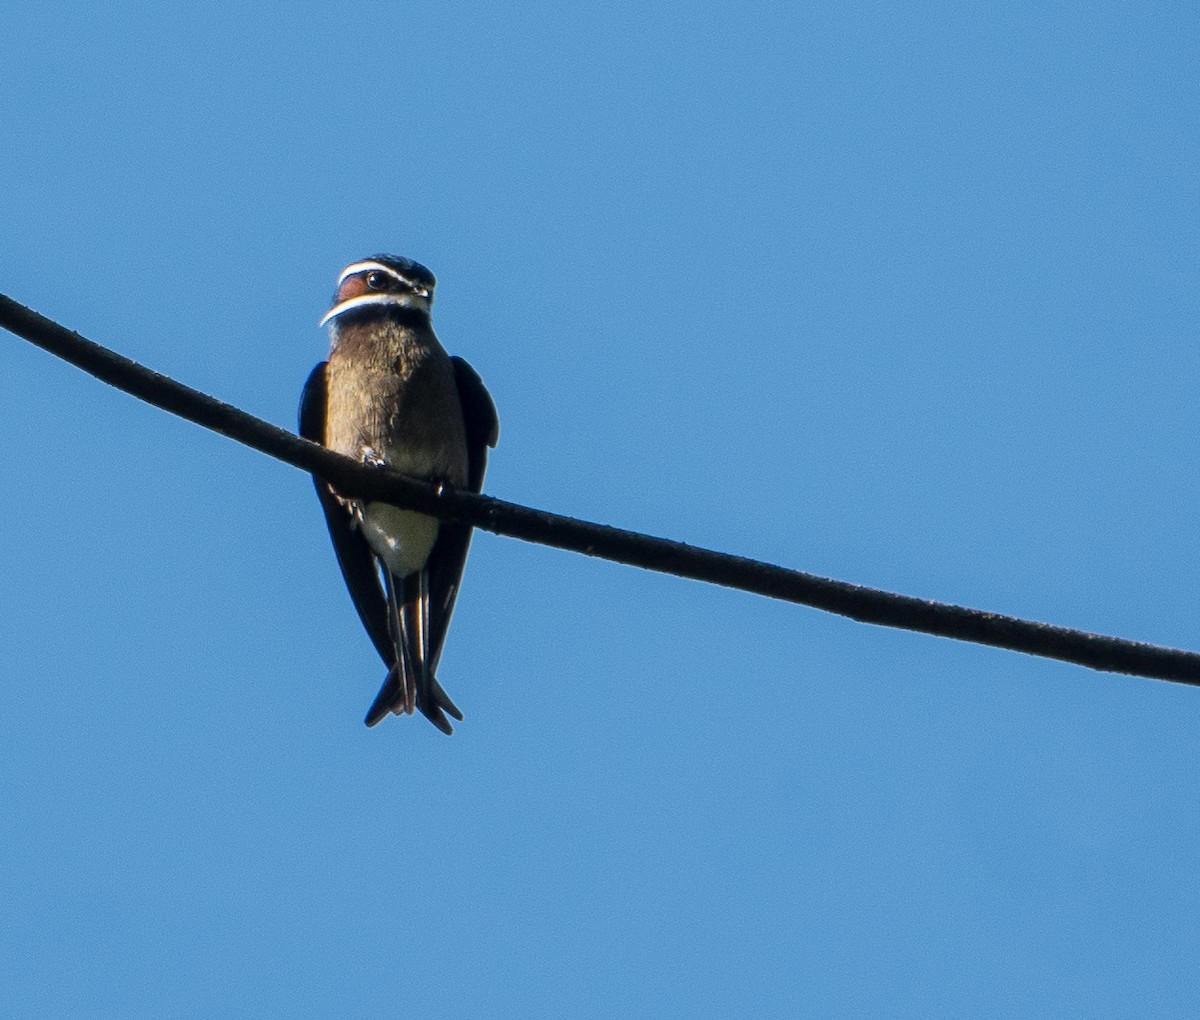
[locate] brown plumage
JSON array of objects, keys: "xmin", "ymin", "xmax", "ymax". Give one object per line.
[{"xmin": 300, "ymin": 256, "xmax": 498, "ymax": 733}]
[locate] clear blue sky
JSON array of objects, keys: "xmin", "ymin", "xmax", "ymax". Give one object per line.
[{"xmin": 2, "ymin": 3, "xmax": 1197, "ymax": 1016}]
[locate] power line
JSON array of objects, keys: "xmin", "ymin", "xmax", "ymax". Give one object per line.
[{"xmin": 3, "ymin": 290, "xmax": 1199, "ymax": 687}]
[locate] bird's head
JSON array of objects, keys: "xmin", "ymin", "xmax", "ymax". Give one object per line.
[{"xmin": 319, "ymin": 255, "xmax": 437, "ymax": 329}]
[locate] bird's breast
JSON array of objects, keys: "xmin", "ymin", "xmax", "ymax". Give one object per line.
[{"xmin": 323, "ymin": 321, "xmax": 469, "ymax": 578}]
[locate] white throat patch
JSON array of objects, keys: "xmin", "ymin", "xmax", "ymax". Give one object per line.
[{"xmin": 319, "ymin": 291, "xmax": 430, "ymax": 328}]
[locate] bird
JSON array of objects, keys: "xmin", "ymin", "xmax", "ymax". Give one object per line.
[{"xmin": 299, "ymin": 255, "xmax": 498, "ymax": 733}]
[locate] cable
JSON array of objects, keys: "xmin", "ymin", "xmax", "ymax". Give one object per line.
[{"xmin": 3, "ymin": 290, "xmax": 1198, "ymax": 686}]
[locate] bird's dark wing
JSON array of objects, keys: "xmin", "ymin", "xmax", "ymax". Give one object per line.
[
  {"xmin": 363, "ymin": 570, "xmax": 464, "ymax": 734},
  {"xmin": 300, "ymin": 358, "xmax": 495, "ymax": 736},
  {"xmin": 455, "ymin": 356, "xmax": 501, "ymax": 492},
  {"xmin": 427, "ymin": 356, "xmax": 500, "ymax": 667},
  {"xmin": 299, "ymin": 362, "xmax": 393, "ymax": 665}
]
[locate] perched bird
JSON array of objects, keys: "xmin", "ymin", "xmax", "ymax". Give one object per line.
[{"xmin": 299, "ymin": 255, "xmax": 498, "ymax": 733}]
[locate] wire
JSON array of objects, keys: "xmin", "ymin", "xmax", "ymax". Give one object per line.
[{"xmin": 3, "ymin": 290, "xmax": 1199, "ymax": 687}]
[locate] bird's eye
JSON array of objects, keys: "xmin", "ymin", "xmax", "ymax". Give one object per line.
[{"xmin": 365, "ymin": 271, "xmax": 388, "ymax": 291}]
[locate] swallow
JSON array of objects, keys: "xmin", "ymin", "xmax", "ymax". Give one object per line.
[{"xmin": 299, "ymin": 255, "xmax": 498, "ymax": 733}]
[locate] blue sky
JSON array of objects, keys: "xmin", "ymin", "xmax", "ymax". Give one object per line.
[{"xmin": 1, "ymin": 3, "xmax": 1197, "ymax": 1016}]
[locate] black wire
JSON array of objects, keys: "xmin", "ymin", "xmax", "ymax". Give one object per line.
[{"xmin": 3, "ymin": 290, "xmax": 1199, "ymax": 687}]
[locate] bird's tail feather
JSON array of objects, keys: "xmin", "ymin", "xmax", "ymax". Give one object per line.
[{"xmin": 364, "ymin": 570, "xmax": 461, "ymax": 734}]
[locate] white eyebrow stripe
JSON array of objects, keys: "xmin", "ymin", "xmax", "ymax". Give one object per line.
[
  {"xmin": 337, "ymin": 260, "xmax": 417, "ymax": 289},
  {"xmin": 319, "ymin": 292, "xmax": 429, "ymax": 327}
]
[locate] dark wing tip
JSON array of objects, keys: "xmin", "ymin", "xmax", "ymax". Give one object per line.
[
  {"xmin": 414, "ymin": 678, "xmax": 462, "ymax": 734},
  {"xmin": 418, "ymin": 705, "xmax": 456, "ymax": 736},
  {"xmin": 363, "ymin": 668, "xmax": 460, "ymax": 735},
  {"xmin": 363, "ymin": 668, "xmax": 399, "ymax": 727},
  {"xmin": 429, "ymin": 678, "xmax": 464, "ymax": 722}
]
